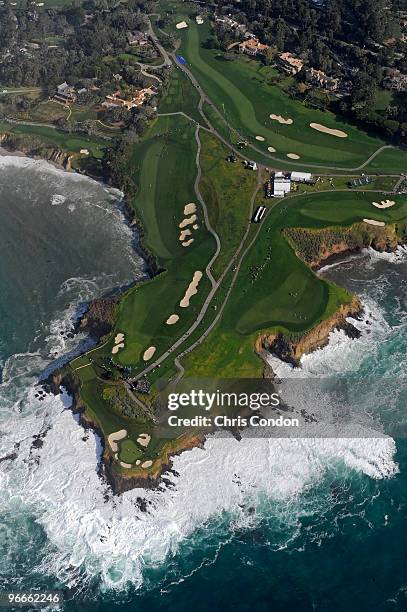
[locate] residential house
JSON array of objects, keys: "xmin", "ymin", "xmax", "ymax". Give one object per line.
[
  {"xmin": 53, "ymin": 82, "xmax": 76, "ymax": 105},
  {"xmin": 305, "ymin": 67, "xmax": 339, "ymax": 91},
  {"xmin": 277, "ymin": 52, "xmax": 304, "ymax": 75},
  {"xmin": 103, "ymin": 87, "xmax": 156, "ymax": 110},
  {"xmin": 383, "ymin": 69, "xmax": 407, "ymax": 93},
  {"xmin": 126, "ymin": 30, "xmax": 148, "ymax": 46},
  {"xmin": 238, "ymin": 38, "xmax": 269, "ymax": 57}
]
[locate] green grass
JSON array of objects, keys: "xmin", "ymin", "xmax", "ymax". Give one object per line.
[
  {"xmin": 182, "ymin": 189, "xmax": 407, "ymax": 376},
  {"xmin": 0, "ymin": 121, "xmax": 106, "ymax": 158},
  {"xmin": 176, "ymin": 19, "xmax": 407, "ymax": 171},
  {"xmin": 198, "ymin": 130, "xmax": 257, "ymax": 278},
  {"xmin": 159, "ymin": 67, "xmax": 202, "ymax": 124}
]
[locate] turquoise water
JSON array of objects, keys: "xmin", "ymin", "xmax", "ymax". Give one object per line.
[{"xmin": 0, "ymin": 158, "xmax": 406, "ymax": 611}]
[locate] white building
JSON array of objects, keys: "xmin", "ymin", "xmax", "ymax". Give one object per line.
[
  {"xmin": 273, "ymin": 172, "xmax": 291, "ymax": 197},
  {"xmin": 291, "ymin": 171, "xmax": 312, "ymax": 183}
]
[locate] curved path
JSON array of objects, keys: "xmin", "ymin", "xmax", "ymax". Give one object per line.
[{"xmin": 170, "ymin": 52, "xmax": 400, "ymax": 173}]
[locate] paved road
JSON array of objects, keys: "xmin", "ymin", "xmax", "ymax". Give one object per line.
[{"xmin": 170, "ymin": 51, "xmax": 401, "ymax": 173}]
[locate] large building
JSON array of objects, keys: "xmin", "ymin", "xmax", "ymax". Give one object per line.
[
  {"xmin": 277, "ymin": 52, "xmax": 304, "ymax": 74},
  {"xmin": 53, "ymin": 82, "xmax": 76, "ymax": 105},
  {"xmin": 305, "ymin": 67, "xmax": 339, "ymax": 91},
  {"xmin": 272, "ymin": 172, "xmax": 291, "ymax": 197},
  {"xmin": 238, "ymin": 38, "xmax": 269, "ymax": 57},
  {"xmin": 291, "ymin": 171, "xmax": 312, "ymax": 183}
]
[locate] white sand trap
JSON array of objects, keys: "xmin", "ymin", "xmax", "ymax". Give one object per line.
[
  {"xmin": 182, "ymin": 239, "xmax": 194, "ymax": 247},
  {"xmin": 192, "ymin": 223, "xmax": 199, "ymax": 230},
  {"xmin": 112, "ymin": 342, "xmax": 124, "ymax": 354},
  {"xmin": 287, "ymin": 153, "xmax": 300, "ymax": 160},
  {"xmin": 310, "ymin": 123, "xmax": 348, "ymax": 138},
  {"xmin": 120, "ymin": 461, "xmax": 132, "ymax": 469},
  {"xmin": 166, "ymin": 314, "xmax": 180, "ymax": 325},
  {"xmin": 372, "ymin": 199, "xmax": 395, "ymax": 209},
  {"xmin": 179, "ymin": 214, "xmax": 197, "ymax": 228},
  {"xmin": 179, "ymin": 228, "xmax": 192, "ymax": 242},
  {"xmin": 267, "ymin": 146, "xmax": 276, "ymax": 153},
  {"xmin": 137, "ymin": 433, "xmax": 151, "ymax": 448},
  {"xmin": 141, "ymin": 460, "xmax": 153, "ymax": 469},
  {"xmin": 114, "ymin": 332, "xmax": 124, "ymax": 344},
  {"xmin": 176, "ymin": 21, "xmax": 188, "ymax": 29},
  {"xmin": 363, "ymin": 218, "xmax": 386, "ymax": 227},
  {"xmin": 184, "ymin": 202, "xmax": 197, "ymax": 215},
  {"xmin": 255, "ymin": 135, "xmax": 265, "ymax": 141},
  {"xmin": 143, "ymin": 346, "xmax": 156, "ymax": 361},
  {"xmin": 180, "ymin": 271, "xmax": 203, "ymax": 308},
  {"xmin": 270, "ymin": 114, "xmax": 293, "ymax": 125},
  {"xmin": 108, "ymin": 429, "xmax": 127, "ymax": 453},
  {"xmin": 136, "ymin": 460, "xmax": 141, "ymax": 466}
]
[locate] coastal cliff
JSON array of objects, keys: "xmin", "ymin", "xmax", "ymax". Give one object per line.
[
  {"xmin": 0, "ymin": 132, "xmax": 74, "ymax": 169},
  {"xmin": 256, "ymin": 295, "xmax": 362, "ymax": 366},
  {"xmin": 284, "ymin": 221, "xmax": 406, "ymax": 269}
]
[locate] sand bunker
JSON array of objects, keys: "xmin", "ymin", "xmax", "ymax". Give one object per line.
[
  {"xmin": 108, "ymin": 429, "xmax": 127, "ymax": 453},
  {"xmin": 112, "ymin": 342, "xmax": 124, "ymax": 354},
  {"xmin": 193, "ymin": 223, "xmax": 199, "ymax": 230},
  {"xmin": 180, "ymin": 271, "xmax": 203, "ymax": 308},
  {"xmin": 255, "ymin": 135, "xmax": 265, "ymax": 141},
  {"xmin": 179, "ymin": 214, "xmax": 197, "ymax": 228},
  {"xmin": 176, "ymin": 21, "xmax": 188, "ymax": 29},
  {"xmin": 363, "ymin": 218, "xmax": 385, "ymax": 227},
  {"xmin": 114, "ymin": 332, "xmax": 124, "ymax": 344},
  {"xmin": 267, "ymin": 146, "xmax": 276, "ymax": 153},
  {"xmin": 184, "ymin": 202, "xmax": 197, "ymax": 215},
  {"xmin": 372, "ymin": 199, "xmax": 395, "ymax": 209},
  {"xmin": 166, "ymin": 314, "xmax": 180, "ymax": 325},
  {"xmin": 120, "ymin": 461, "xmax": 132, "ymax": 469},
  {"xmin": 310, "ymin": 123, "xmax": 348, "ymax": 138},
  {"xmin": 182, "ymin": 239, "xmax": 194, "ymax": 247},
  {"xmin": 270, "ymin": 114, "xmax": 293, "ymax": 125},
  {"xmin": 141, "ymin": 460, "xmax": 153, "ymax": 469},
  {"xmin": 143, "ymin": 346, "xmax": 156, "ymax": 361},
  {"xmin": 137, "ymin": 433, "xmax": 151, "ymax": 448},
  {"xmin": 287, "ymin": 153, "xmax": 300, "ymax": 160},
  {"xmin": 179, "ymin": 228, "xmax": 192, "ymax": 242}
]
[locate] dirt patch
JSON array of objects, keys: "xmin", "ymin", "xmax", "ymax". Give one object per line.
[
  {"xmin": 372, "ymin": 199, "xmax": 395, "ymax": 209},
  {"xmin": 143, "ymin": 346, "xmax": 156, "ymax": 361},
  {"xmin": 184, "ymin": 202, "xmax": 197, "ymax": 215},
  {"xmin": 108, "ymin": 429, "xmax": 127, "ymax": 453},
  {"xmin": 112, "ymin": 342, "xmax": 124, "ymax": 354},
  {"xmin": 166, "ymin": 314, "xmax": 180, "ymax": 325},
  {"xmin": 180, "ymin": 271, "xmax": 203, "ymax": 308},
  {"xmin": 310, "ymin": 123, "xmax": 348, "ymax": 138},
  {"xmin": 137, "ymin": 433, "xmax": 151, "ymax": 448},
  {"xmin": 179, "ymin": 228, "xmax": 192, "ymax": 242},
  {"xmin": 363, "ymin": 218, "xmax": 386, "ymax": 227},
  {"xmin": 270, "ymin": 114, "xmax": 293, "ymax": 125},
  {"xmin": 179, "ymin": 214, "xmax": 197, "ymax": 228}
]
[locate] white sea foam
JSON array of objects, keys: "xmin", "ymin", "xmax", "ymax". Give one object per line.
[
  {"xmin": 0, "ymin": 384, "xmax": 398, "ymax": 592},
  {"xmin": 51, "ymin": 194, "xmax": 66, "ymax": 206}
]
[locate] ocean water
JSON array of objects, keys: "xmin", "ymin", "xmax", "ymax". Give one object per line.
[{"xmin": 0, "ymin": 158, "xmax": 406, "ymax": 611}]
